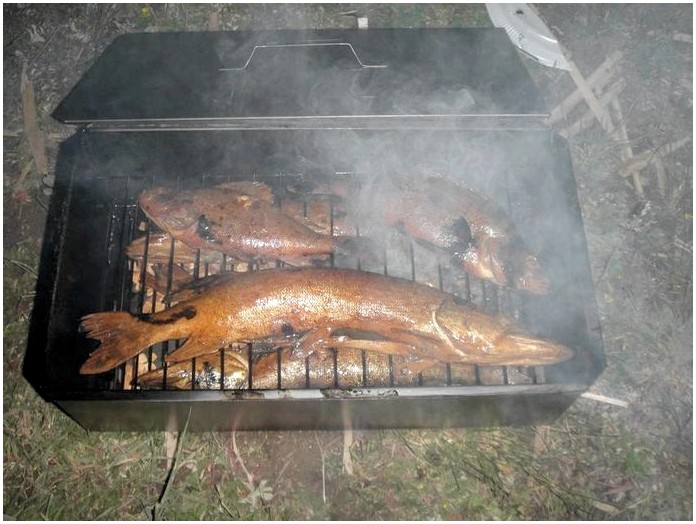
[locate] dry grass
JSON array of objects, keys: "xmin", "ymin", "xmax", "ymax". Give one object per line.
[{"xmin": 3, "ymin": 4, "xmax": 692, "ymax": 520}]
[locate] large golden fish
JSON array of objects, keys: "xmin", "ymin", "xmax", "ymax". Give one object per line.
[{"xmin": 79, "ymin": 267, "xmax": 572, "ymax": 375}]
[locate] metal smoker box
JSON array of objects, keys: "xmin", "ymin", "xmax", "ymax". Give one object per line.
[{"xmin": 24, "ymin": 28, "xmax": 605, "ymax": 431}]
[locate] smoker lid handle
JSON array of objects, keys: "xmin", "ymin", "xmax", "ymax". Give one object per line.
[{"xmin": 219, "ymin": 42, "xmax": 388, "ymax": 72}]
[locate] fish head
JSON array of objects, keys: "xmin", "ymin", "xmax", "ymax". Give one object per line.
[
  {"xmin": 485, "ymin": 238, "xmax": 550, "ymax": 295},
  {"xmin": 494, "ymin": 331, "xmax": 574, "ymax": 366},
  {"xmin": 434, "ymin": 298, "xmax": 573, "ymax": 366},
  {"xmin": 138, "ymin": 187, "xmax": 201, "ymax": 234}
]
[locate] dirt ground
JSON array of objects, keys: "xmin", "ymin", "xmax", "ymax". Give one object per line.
[{"xmin": 3, "ymin": 4, "xmax": 692, "ymax": 520}]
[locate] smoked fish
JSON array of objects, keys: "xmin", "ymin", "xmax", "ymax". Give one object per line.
[
  {"xmin": 138, "ymin": 182, "xmax": 370, "ymax": 263},
  {"xmin": 137, "ymin": 347, "xmax": 426, "ymax": 390},
  {"xmin": 289, "ymin": 172, "xmax": 550, "ymax": 294},
  {"xmin": 377, "ymin": 173, "xmax": 551, "ymax": 294},
  {"xmin": 79, "ymin": 267, "xmax": 572, "ymax": 375}
]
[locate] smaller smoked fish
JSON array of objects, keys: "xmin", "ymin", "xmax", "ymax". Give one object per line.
[
  {"xmin": 378, "ymin": 173, "xmax": 551, "ymax": 294},
  {"xmin": 138, "ymin": 346, "xmax": 484, "ymax": 390},
  {"xmin": 284, "ymin": 173, "xmax": 550, "ymax": 294},
  {"xmin": 79, "ymin": 267, "xmax": 572, "ymax": 375},
  {"xmin": 137, "ymin": 347, "xmax": 423, "ymax": 390},
  {"xmin": 138, "ymin": 182, "xmax": 372, "ymax": 263}
]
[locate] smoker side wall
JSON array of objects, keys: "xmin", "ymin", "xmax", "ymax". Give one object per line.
[
  {"xmin": 57, "ymin": 391, "xmax": 581, "ymax": 431},
  {"xmin": 24, "ymin": 137, "xmax": 81, "ymax": 395}
]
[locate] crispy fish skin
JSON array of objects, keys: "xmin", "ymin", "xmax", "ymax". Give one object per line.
[
  {"xmin": 79, "ymin": 267, "xmax": 572, "ymax": 375},
  {"xmin": 379, "ymin": 173, "xmax": 550, "ymax": 294}
]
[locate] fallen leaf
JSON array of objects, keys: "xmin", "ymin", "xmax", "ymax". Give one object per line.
[{"xmin": 11, "ymin": 189, "xmax": 31, "ymax": 204}]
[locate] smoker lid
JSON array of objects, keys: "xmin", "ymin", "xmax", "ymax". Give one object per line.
[{"xmin": 52, "ymin": 28, "xmax": 548, "ymax": 128}]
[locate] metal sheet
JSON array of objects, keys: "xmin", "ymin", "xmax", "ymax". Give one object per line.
[
  {"xmin": 56, "ymin": 387, "xmax": 582, "ymax": 431},
  {"xmin": 52, "ymin": 28, "xmax": 548, "ymax": 126}
]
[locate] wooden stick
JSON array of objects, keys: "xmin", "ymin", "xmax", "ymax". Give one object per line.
[
  {"xmin": 651, "ymin": 155, "xmax": 668, "ymax": 198},
  {"xmin": 620, "ymin": 136, "xmax": 693, "ymax": 176},
  {"xmin": 20, "ymin": 63, "xmax": 49, "ymax": 175},
  {"xmin": 314, "ymin": 432, "xmax": 327, "ymax": 503},
  {"xmin": 13, "ymin": 161, "xmax": 33, "ymax": 193},
  {"xmin": 342, "ymin": 404, "xmax": 355, "ymax": 476},
  {"xmin": 342, "ymin": 427, "xmax": 354, "ymax": 476},
  {"xmin": 548, "ymin": 51, "xmax": 623, "ymax": 125},
  {"xmin": 565, "ymin": 57, "xmax": 616, "ymax": 135},
  {"xmin": 4, "ymin": 128, "xmax": 64, "ymax": 140},
  {"xmin": 608, "ymin": 96, "xmax": 644, "ymax": 196},
  {"xmin": 607, "ymin": 96, "xmax": 633, "ymax": 162},
  {"xmin": 580, "ymin": 392, "xmax": 629, "ymax": 408},
  {"xmin": 559, "ymin": 79, "xmax": 625, "ymax": 139}
]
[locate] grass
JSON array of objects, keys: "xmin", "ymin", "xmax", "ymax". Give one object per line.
[{"xmin": 4, "ymin": 3, "xmax": 693, "ymax": 520}]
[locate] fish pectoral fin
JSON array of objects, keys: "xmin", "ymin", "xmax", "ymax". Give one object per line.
[
  {"xmin": 220, "ymin": 349, "xmax": 248, "ymax": 371},
  {"xmin": 328, "ymin": 336, "xmax": 418, "ymax": 358},
  {"xmin": 290, "ymin": 327, "xmax": 334, "ymax": 359},
  {"xmin": 165, "ymin": 335, "xmax": 226, "ymax": 364},
  {"xmin": 382, "ymin": 329, "xmax": 446, "ymax": 357},
  {"xmin": 293, "ymin": 328, "xmax": 427, "ymax": 359},
  {"xmin": 292, "ymin": 328, "xmax": 455, "ymax": 363}
]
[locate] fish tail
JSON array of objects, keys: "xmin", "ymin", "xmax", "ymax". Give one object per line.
[{"xmin": 79, "ymin": 312, "xmax": 167, "ymax": 375}]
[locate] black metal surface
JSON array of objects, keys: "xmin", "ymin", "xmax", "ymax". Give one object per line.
[{"xmin": 53, "ymin": 28, "xmax": 548, "ymax": 125}]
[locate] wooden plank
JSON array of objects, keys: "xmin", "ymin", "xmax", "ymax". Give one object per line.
[{"xmin": 608, "ymin": 96, "xmax": 643, "ymax": 196}]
